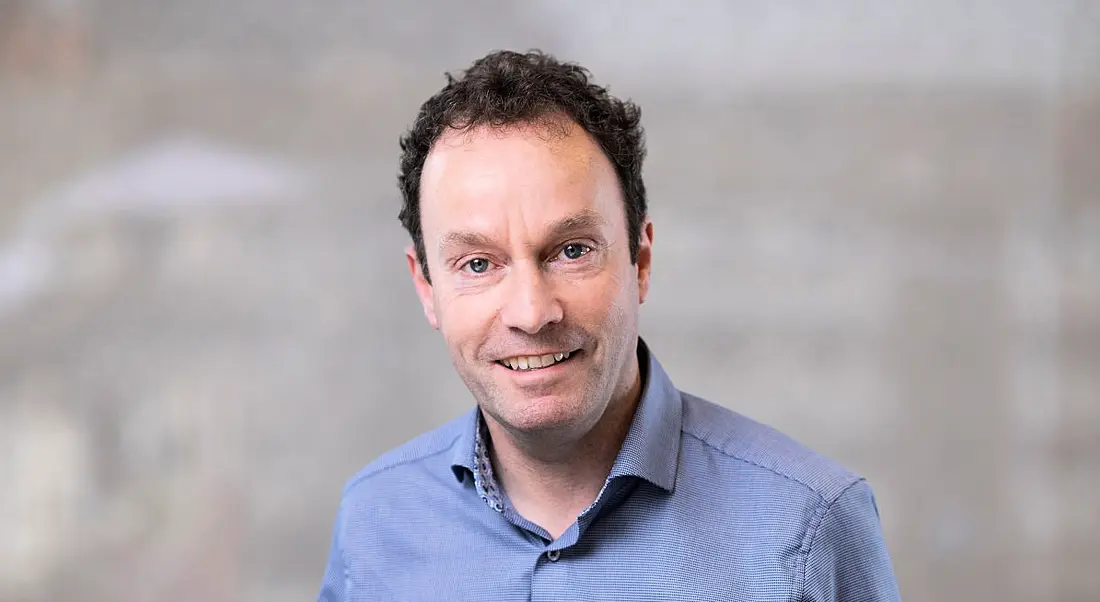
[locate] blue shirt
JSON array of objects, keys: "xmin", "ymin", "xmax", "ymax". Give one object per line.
[{"xmin": 318, "ymin": 339, "xmax": 901, "ymax": 601}]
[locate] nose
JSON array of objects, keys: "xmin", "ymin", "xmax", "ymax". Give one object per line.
[{"xmin": 499, "ymin": 262, "xmax": 563, "ymax": 334}]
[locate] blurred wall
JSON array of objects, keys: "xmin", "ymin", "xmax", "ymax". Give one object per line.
[{"xmin": 1, "ymin": 2, "xmax": 1097, "ymax": 601}]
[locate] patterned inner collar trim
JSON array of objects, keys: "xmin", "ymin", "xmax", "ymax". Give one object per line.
[{"xmin": 472, "ymin": 413, "xmax": 505, "ymax": 513}]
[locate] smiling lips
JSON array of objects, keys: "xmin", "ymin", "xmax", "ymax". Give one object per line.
[{"xmin": 497, "ymin": 351, "xmax": 573, "ymax": 371}]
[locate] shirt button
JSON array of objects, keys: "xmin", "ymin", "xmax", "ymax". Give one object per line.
[{"xmin": 546, "ymin": 550, "xmax": 561, "ymax": 562}]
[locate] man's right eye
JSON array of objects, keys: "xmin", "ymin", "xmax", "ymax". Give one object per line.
[{"xmin": 463, "ymin": 258, "xmax": 491, "ymax": 274}]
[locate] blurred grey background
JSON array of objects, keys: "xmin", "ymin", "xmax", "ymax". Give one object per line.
[{"xmin": 1, "ymin": 1, "xmax": 1098, "ymax": 601}]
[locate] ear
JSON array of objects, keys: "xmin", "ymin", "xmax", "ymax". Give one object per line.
[
  {"xmin": 406, "ymin": 246, "xmax": 439, "ymax": 329},
  {"xmin": 636, "ymin": 220, "xmax": 654, "ymax": 304}
]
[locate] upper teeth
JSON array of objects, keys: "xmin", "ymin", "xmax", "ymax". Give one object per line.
[{"xmin": 501, "ymin": 351, "xmax": 571, "ymax": 371}]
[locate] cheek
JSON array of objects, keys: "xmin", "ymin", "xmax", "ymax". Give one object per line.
[
  {"xmin": 436, "ymin": 290, "xmax": 497, "ymax": 354},
  {"xmin": 560, "ymin": 270, "xmax": 633, "ymax": 326}
]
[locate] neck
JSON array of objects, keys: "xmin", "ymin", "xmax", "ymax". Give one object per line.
[{"xmin": 483, "ymin": 353, "xmax": 643, "ymax": 540}]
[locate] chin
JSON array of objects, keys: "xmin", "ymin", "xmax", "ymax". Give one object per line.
[{"xmin": 487, "ymin": 395, "xmax": 594, "ymax": 435}]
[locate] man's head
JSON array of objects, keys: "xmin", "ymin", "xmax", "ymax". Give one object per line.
[{"xmin": 398, "ymin": 50, "xmax": 653, "ymax": 440}]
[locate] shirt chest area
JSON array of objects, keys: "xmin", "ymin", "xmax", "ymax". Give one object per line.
[{"xmin": 342, "ymin": 494, "xmax": 804, "ymax": 602}]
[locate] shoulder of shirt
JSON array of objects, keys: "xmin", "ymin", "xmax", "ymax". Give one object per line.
[
  {"xmin": 339, "ymin": 411, "xmax": 469, "ymax": 499},
  {"xmin": 679, "ymin": 390, "xmax": 864, "ymax": 505}
]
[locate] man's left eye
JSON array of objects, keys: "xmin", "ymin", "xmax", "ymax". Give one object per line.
[
  {"xmin": 463, "ymin": 257, "xmax": 491, "ymax": 274},
  {"xmin": 560, "ymin": 243, "xmax": 592, "ymax": 261}
]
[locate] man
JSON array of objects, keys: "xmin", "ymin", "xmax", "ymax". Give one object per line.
[{"xmin": 318, "ymin": 50, "xmax": 901, "ymax": 601}]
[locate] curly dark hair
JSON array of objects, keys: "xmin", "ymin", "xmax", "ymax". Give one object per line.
[{"xmin": 397, "ymin": 49, "xmax": 648, "ymax": 283}]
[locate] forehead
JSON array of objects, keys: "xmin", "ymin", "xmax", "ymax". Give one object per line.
[{"xmin": 418, "ymin": 120, "xmax": 623, "ymax": 243}]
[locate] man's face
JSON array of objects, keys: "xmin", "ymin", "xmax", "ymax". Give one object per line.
[{"xmin": 409, "ymin": 119, "xmax": 653, "ymax": 438}]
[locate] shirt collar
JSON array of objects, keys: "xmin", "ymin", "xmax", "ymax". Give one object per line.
[
  {"xmin": 607, "ymin": 337, "xmax": 683, "ymax": 491},
  {"xmin": 450, "ymin": 337, "xmax": 683, "ymax": 493}
]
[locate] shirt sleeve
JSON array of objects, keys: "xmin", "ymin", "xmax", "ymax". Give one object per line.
[
  {"xmin": 801, "ymin": 479, "xmax": 902, "ymax": 602},
  {"xmin": 317, "ymin": 501, "xmax": 348, "ymax": 602}
]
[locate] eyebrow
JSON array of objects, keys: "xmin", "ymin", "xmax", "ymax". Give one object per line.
[
  {"xmin": 437, "ymin": 231, "xmax": 498, "ymax": 255},
  {"xmin": 437, "ymin": 209, "xmax": 607, "ymax": 257},
  {"xmin": 544, "ymin": 209, "xmax": 606, "ymax": 241}
]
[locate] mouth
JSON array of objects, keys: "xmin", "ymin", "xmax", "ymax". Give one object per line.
[{"xmin": 496, "ymin": 350, "xmax": 578, "ymax": 372}]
